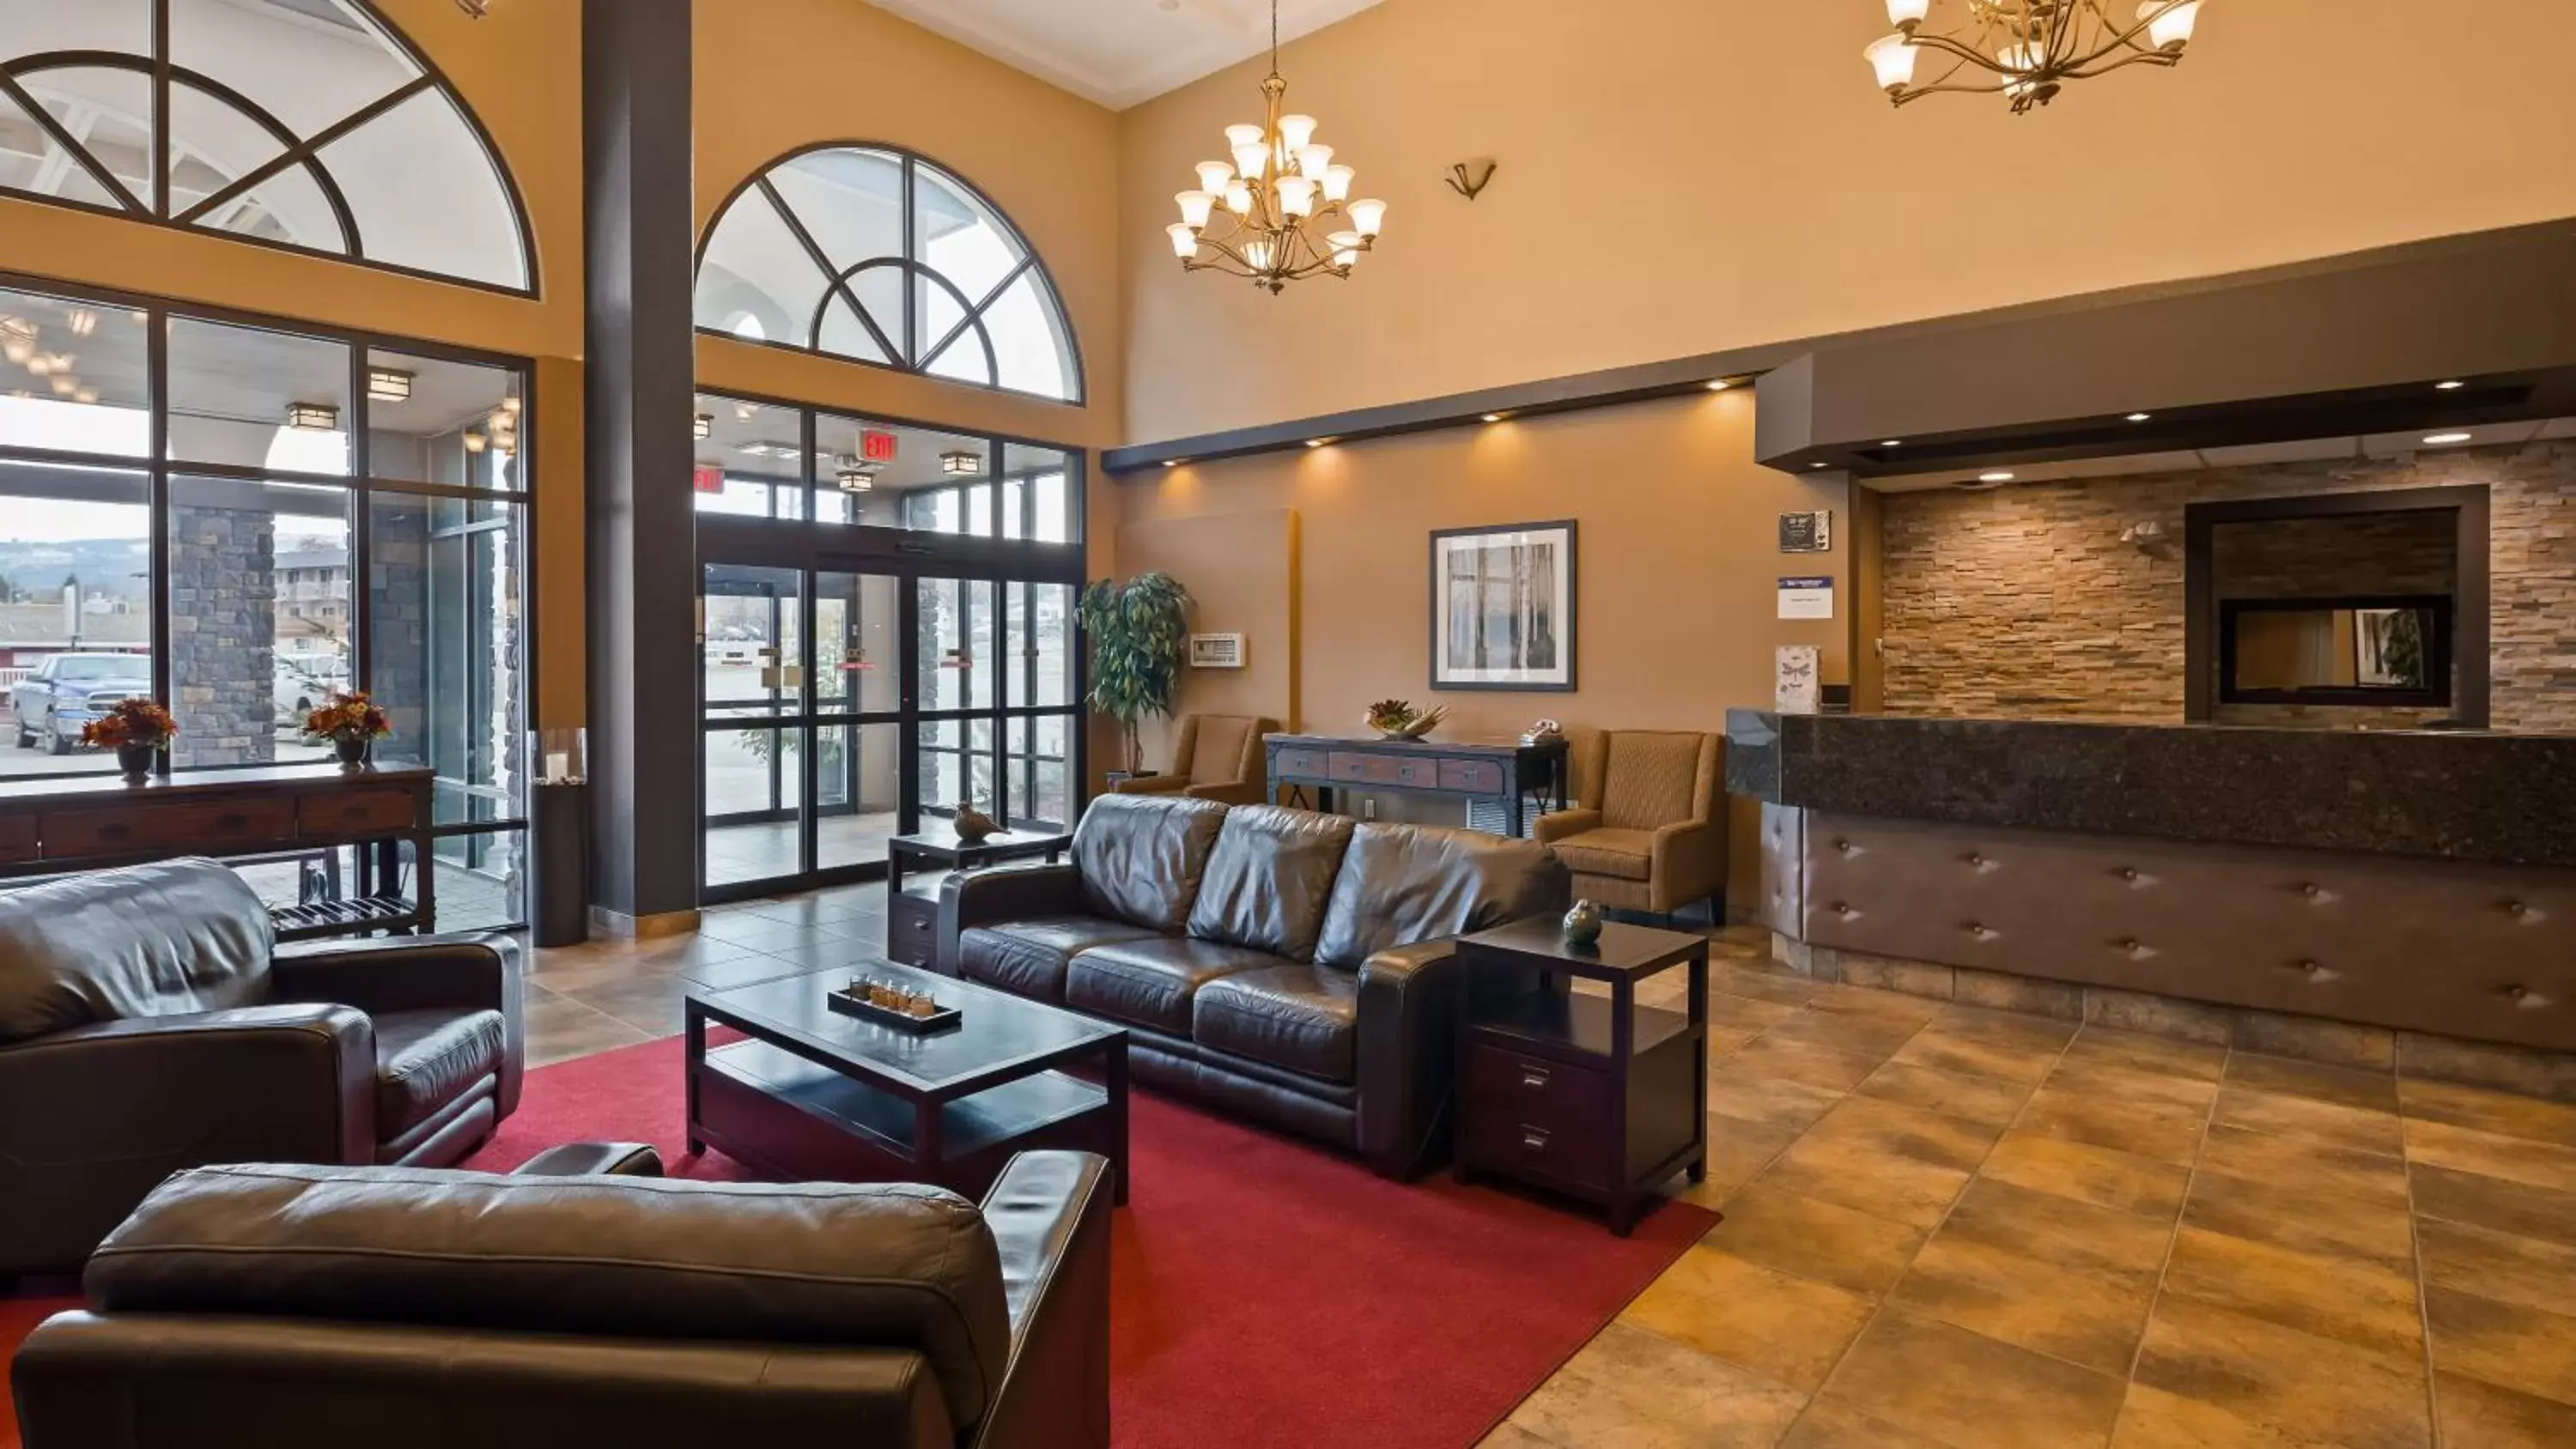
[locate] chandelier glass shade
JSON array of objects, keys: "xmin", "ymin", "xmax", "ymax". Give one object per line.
[
  {"xmin": 1169, "ymin": 3, "xmax": 1385, "ymax": 293},
  {"xmin": 1864, "ymin": 0, "xmax": 2203, "ymax": 113}
]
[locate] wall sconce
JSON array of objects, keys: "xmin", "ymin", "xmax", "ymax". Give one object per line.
[
  {"xmin": 1445, "ymin": 158, "xmax": 1498, "ymax": 200},
  {"xmin": 366, "ymin": 367, "xmax": 414, "ymax": 402},
  {"xmin": 940, "ymin": 449, "xmax": 983, "ymax": 476},
  {"xmin": 285, "ymin": 401, "xmax": 340, "ymax": 431}
]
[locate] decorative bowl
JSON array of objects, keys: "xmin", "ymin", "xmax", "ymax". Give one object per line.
[{"xmin": 1364, "ymin": 700, "xmax": 1447, "ymax": 741}]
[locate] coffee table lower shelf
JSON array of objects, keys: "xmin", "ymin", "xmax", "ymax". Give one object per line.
[{"xmin": 690, "ymin": 1040, "xmax": 1121, "ymax": 1203}]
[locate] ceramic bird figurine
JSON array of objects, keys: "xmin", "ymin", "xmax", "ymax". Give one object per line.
[{"xmin": 952, "ymin": 804, "xmax": 1000, "ymax": 842}]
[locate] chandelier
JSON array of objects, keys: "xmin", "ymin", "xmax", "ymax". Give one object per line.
[
  {"xmin": 1167, "ymin": 0, "xmax": 1385, "ymax": 294},
  {"xmin": 1864, "ymin": 1, "xmax": 2204, "ymax": 113}
]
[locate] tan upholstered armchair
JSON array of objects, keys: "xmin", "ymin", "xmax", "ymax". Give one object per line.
[
  {"xmin": 1535, "ymin": 730, "xmax": 1727, "ymax": 922},
  {"xmin": 1109, "ymin": 713, "xmax": 1276, "ymax": 805}
]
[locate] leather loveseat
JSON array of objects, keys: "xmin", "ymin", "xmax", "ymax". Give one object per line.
[
  {"xmin": 0, "ymin": 858, "xmax": 523, "ymax": 1275},
  {"xmin": 938, "ymin": 795, "xmax": 1569, "ymax": 1177},
  {"xmin": 9, "ymin": 1151, "xmax": 1114, "ymax": 1448}
]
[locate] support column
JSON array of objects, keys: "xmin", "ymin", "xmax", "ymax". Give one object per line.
[{"xmin": 583, "ymin": 0, "xmax": 699, "ymax": 937}]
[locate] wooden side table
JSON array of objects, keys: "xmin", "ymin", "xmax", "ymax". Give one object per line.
[
  {"xmin": 884, "ymin": 824, "xmax": 1072, "ymax": 967},
  {"xmin": 1452, "ymin": 917, "xmax": 1710, "ymax": 1235}
]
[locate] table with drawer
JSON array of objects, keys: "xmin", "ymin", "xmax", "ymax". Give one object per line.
[
  {"xmin": 1452, "ymin": 916, "xmax": 1709, "ymax": 1235},
  {"xmin": 0, "ymin": 765, "xmax": 437, "ymax": 939},
  {"xmin": 1262, "ymin": 732, "xmax": 1568, "ymax": 836}
]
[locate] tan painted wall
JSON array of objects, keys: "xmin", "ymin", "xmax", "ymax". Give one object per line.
[
  {"xmin": 1115, "ymin": 508, "xmax": 1302, "ymax": 774},
  {"xmin": 1118, "ymin": 389, "xmax": 1845, "ymax": 902},
  {"xmin": 1118, "ymin": 0, "xmax": 2576, "ymax": 441}
]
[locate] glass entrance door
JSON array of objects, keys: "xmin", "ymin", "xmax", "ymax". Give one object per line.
[{"xmin": 702, "ymin": 563, "xmax": 809, "ymax": 891}]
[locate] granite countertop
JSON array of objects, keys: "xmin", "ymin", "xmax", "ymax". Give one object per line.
[{"xmin": 1724, "ymin": 709, "xmax": 2576, "ymax": 868}]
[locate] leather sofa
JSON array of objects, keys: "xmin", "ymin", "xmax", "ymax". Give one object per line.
[
  {"xmin": 939, "ymin": 794, "xmax": 1569, "ymax": 1177},
  {"xmin": 9, "ymin": 1150, "xmax": 1114, "ymax": 1449},
  {"xmin": 1536, "ymin": 729, "xmax": 1728, "ymax": 919},
  {"xmin": 0, "ymin": 858, "xmax": 523, "ymax": 1275},
  {"xmin": 1107, "ymin": 712, "xmax": 1277, "ymax": 805}
]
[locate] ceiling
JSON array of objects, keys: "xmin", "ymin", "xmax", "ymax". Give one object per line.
[
  {"xmin": 862, "ymin": 0, "xmax": 1388, "ymax": 110},
  {"xmin": 1859, "ymin": 416, "xmax": 2576, "ymax": 494}
]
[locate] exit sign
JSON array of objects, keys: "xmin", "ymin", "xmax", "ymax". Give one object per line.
[
  {"xmin": 692, "ymin": 465, "xmax": 724, "ymax": 494},
  {"xmin": 860, "ymin": 429, "xmax": 898, "ymax": 463}
]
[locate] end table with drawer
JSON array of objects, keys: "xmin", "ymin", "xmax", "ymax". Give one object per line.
[
  {"xmin": 1452, "ymin": 917, "xmax": 1710, "ymax": 1234},
  {"xmin": 884, "ymin": 824, "xmax": 1072, "ymax": 968}
]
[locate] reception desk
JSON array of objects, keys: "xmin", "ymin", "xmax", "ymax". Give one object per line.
[{"xmin": 1726, "ymin": 710, "xmax": 2576, "ymax": 1083}]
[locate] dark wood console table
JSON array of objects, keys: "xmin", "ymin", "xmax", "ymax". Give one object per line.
[
  {"xmin": 0, "ymin": 765, "xmax": 436, "ymax": 939},
  {"xmin": 1263, "ymin": 731, "xmax": 1570, "ymax": 836}
]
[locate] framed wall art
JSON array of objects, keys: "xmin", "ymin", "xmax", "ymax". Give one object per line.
[{"xmin": 1429, "ymin": 519, "xmax": 1577, "ymax": 692}]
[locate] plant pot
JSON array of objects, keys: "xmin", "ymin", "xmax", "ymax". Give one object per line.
[
  {"xmin": 115, "ymin": 743, "xmax": 157, "ymax": 783},
  {"xmin": 334, "ymin": 736, "xmax": 372, "ymax": 768}
]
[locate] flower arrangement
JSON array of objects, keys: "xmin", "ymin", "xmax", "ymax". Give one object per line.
[
  {"xmin": 81, "ymin": 698, "xmax": 177, "ymax": 752},
  {"xmin": 301, "ymin": 690, "xmax": 392, "ymax": 750}
]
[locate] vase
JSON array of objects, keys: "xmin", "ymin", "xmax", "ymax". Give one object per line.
[
  {"xmin": 334, "ymin": 736, "xmax": 372, "ymax": 768},
  {"xmin": 1562, "ymin": 899, "xmax": 1604, "ymax": 949},
  {"xmin": 115, "ymin": 743, "xmax": 156, "ymax": 783}
]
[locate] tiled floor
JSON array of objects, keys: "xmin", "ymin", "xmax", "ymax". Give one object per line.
[{"xmin": 525, "ymin": 898, "xmax": 2576, "ymax": 1449}]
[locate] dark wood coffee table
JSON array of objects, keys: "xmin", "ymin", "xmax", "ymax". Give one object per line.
[{"xmin": 684, "ymin": 962, "xmax": 1127, "ymax": 1204}]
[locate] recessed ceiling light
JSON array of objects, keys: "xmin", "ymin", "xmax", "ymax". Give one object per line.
[
  {"xmin": 1706, "ymin": 379, "xmax": 1733, "ymax": 391},
  {"xmin": 1305, "ymin": 438, "xmax": 1329, "ymax": 448},
  {"xmin": 2126, "ymin": 412, "xmax": 2152, "ymax": 422},
  {"xmin": 1881, "ymin": 440, "xmax": 1904, "ymax": 447},
  {"xmin": 1978, "ymin": 470, "xmax": 2015, "ymax": 482},
  {"xmin": 1163, "ymin": 459, "xmax": 1183, "ymax": 469},
  {"xmin": 2422, "ymin": 432, "xmax": 2473, "ymax": 446},
  {"xmin": 1481, "ymin": 413, "xmax": 1505, "ymax": 424},
  {"xmin": 1809, "ymin": 462, "xmax": 1829, "ymax": 470},
  {"xmin": 2434, "ymin": 380, "xmax": 2465, "ymax": 391}
]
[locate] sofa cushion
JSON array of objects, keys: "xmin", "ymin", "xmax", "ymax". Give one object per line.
[
  {"xmin": 1313, "ymin": 822, "xmax": 1571, "ymax": 969},
  {"xmin": 1185, "ymin": 806, "xmax": 1357, "ymax": 961},
  {"xmin": 1064, "ymin": 937, "xmax": 1282, "ymax": 1034},
  {"xmin": 1550, "ymin": 828, "xmax": 1656, "ymax": 882},
  {"xmin": 1192, "ymin": 963, "xmax": 1360, "ymax": 1083},
  {"xmin": 372, "ymin": 1008, "xmax": 506, "ymax": 1137},
  {"xmin": 87, "ymin": 1161, "xmax": 1012, "ymax": 1434},
  {"xmin": 0, "ymin": 858, "xmax": 274, "ymax": 1046},
  {"xmin": 958, "ymin": 915, "xmax": 1160, "ymax": 1003},
  {"xmin": 1071, "ymin": 793, "xmax": 1229, "ymax": 933},
  {"xmin": 1601, "ymin": 731, "xmax": 1708, "ymax": 830}
]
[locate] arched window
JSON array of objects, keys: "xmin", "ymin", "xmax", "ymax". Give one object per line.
[
  {"xmin": 696, "ymin": 146, "xmax": 1083, "ymax": 403},
  {"xmin": 0, "ymin": 0, "xmax": 533, "ymax": 294}
]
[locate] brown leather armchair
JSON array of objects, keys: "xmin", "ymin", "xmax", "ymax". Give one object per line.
[
  {"xmin": 11, "ymin": 1151, "xmax": 1114, "ymax": 1449},
  {"xmin": 1109, "ymin": 712, "xmax": 1276, "ymax": 805},
  {"xmin": 1536, "ymin": 730, "xmax": 1728, "ymax": 921},
  {"xmin": 0, "ymin": 858, "xmax": 523, "ymax": 1276}
]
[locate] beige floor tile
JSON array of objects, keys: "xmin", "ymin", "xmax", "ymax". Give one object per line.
[
  {"xmin": 1708, "ymin": 1068, "xmax": 1849, "ymax": 1133},
  {"xmin": 2405, "ymin": 1118, "xmax": 2576, "ymax": 1194},
  {"xmin": 1474, "ymin": 1422, "xmax": 1556, "ymax": 1449},
  {"xmin": 2042, "ymin": 1056, "xmax": 2223, "ymax": 1112},
  {"xmin": 2434, "ymin": 1370, "xmax": 2576, "ymax": 1447},
  {"xmin": 2409, "ymin": 1162, "xmax": 2576, "ymax": 1247},
  {"xmin": 1721, "ymin": 1035, "xmax": 1890, "ymax": 1092},
  {"xmin": 1821, "ymin": 1309, "xmax": 2129, "ymax": 1449},
  {"xmin": 1939, "ymin": 1176, "xmax": 2178, "ymax": 1279},
  {"xmin": 1853, "ymin": 1059, "xmax": 2036, "ymax": 1128},
  {"xmin": 2222, "ymin": 1052, "xmax": 2401, "ymax": 1113},
  {"xmin": 2424, "ymin": 1286, "xmax": 2576, "ymax": 1408},
  {"xmin": 1712, "ymin": 964, "xmax": 1827, "ymax": 1008},
  {"xmin": 557, "ymin": 973, "xmax": 688, "ymax": 1034},
  {"xmin": 755, "ymin": 937, "xmax": 892, "ymax": 972},
  {"xmin": 2014, "ymin": 1087, "xmax": 2210, "ymax": 1165},
  {"xmin": 1702, "ymin": 1181, "xmax": 1927, "ymax": 1296},
  {"xmin": 2109, "ymin": 1383, "xmax": 2317, "ymax": 1448},
  {"xmin": 2159, "ymin": 1226, "xmax": 2422, "ymax": 1357},
  {"xmin": 1806, "ymin": 982, "xmax": 1945, "ymax": 1026},
  {"xmin": 2417, "ymin": 1216, "xmax": 2576, "ymax": 1317},
  {"xmin": 1677, "ymin": 1114, "xmax": 1804, "ymax": 1204},
  {"xmin": 2133, "ymin": 1296, "xmax": 2430, "ymax": 1449},
  {"xmin": 1982, "ymin": 1132, "xmax": 2193, "ymax": 1218},
  {"xmin": 2061, "ymin": 1026, "xmax": 2230, "ymax": 1084},
  {"xmin": 1619, "ymin": 1245, "xmax": 1876, "ymax": 1391},
  {"xmin": 1710, "ymin": 993, "xmax": 1809, "ymax": 1030},
  {"xmin": 1779, "ymin": 1399, "xmax": 1953, "ymax": 1448},
  {"xmin": 731, "ymin": 894, "xmax": 882, "ymax": 928},
  {"xmin": 523, "ymin": 985, "xmax": 654, "ymax": 1066},
  {"xmin": 2210, "ymin": 1085, "xmax": 2404, "ymax": 1157},
  {"xmin": 2195, "ymin": 1123, "xmax": 2409, "ymax": 1209},
  {"xmin": 1798, "ymin": 1094, "xmax": 2003, "ymax": 1173},
  {"xmin": 2398, "ymin": 1077, "xmax": 2576, "ymax": 1149},
  {"xmin": 691, "ymin": 913, "xmax": 862, "ymax": 952},
  {"xmin": 2180, "ymin": 1167, "xmax": 2416, "ymax": 1272},
  {"xmin": 1891, "ymin": 1230, "xmax": 2159, "ymax": 1373},
  {"xmin": 1757, "ymin": 1008, "xmax": 1925, "ymax": 1059},
  {"xmin": 1508, "ymin": 1319, "xmax": 1810, "ymax": 1449},
  {"xmin": 1931, "ymin": 1003, "xmax": 2082, "ymax": 1052},
  {"xmin": 1890, "ymin": 1026, "xmax": 2063, "ymax": 1086},
  {"xmin": 675, "ymin": 951, "xmax": 827, "ymax": 991},
  {"xmin": 1755, "ymin": 1129, "xmax": 1973, "ymax": 1230}
]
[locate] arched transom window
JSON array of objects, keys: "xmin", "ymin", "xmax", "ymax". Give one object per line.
[
  {"xmin": 696, "ymin": 146, "xmax": 1083, "ymax": 403},
  {"xmin": 0, "ymin": 0, "xmax": 532, "ymax": 293}
]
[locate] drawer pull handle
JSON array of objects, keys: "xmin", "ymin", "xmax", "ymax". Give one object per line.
[
  {"xmin": 1518, "ymin": 1064, "xmax": 1552, "ymax": 1089},
  {"xmin": 1520, "ymin": 1127, "xmax": 1551, "ymax": 1153}
]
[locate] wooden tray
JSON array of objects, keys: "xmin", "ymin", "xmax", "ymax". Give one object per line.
[{"xmin": 827, "ymin": 985, "xmax": 963, "ymax": 1034}]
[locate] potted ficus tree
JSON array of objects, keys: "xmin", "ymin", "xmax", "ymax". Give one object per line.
[{"xmin": 1078, "ymin": 571, "xmax": 1189, "ymax": 779}]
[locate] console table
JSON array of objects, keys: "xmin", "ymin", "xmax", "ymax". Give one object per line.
[
  {"xmin": 1262, "ymin": 732, "xmax": 1570, "ymax": 836},
  {"xmin": 0, "ymin": 765, "xmax": 436, "ymax": 939}
]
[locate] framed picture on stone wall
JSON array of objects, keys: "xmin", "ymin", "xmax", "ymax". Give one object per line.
[{"xmin": 1429, "ymin": 519, "xmax": 1577, "ymax": 692}]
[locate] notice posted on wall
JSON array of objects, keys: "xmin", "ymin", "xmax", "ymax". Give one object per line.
[{"xmin": 1777, "ymin": 576, "xmax": 1835, "ymax": 621}]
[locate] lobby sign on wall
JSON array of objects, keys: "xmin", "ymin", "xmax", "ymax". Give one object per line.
[
  {"xmin": 1779, "ymin": 511, "xmax": 1834, "ymax": 553},
  {"xmin": 1778, "ymin": 577, "xmax": 1836, "ymax": 621}
]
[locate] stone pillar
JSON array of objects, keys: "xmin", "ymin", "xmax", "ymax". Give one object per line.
[
  {"xmin": 167, "ymin": 504, "xmax": 277, "ymax": 769},
  {"xmin": 367, "ymin": 496, "xmax": 431, "ymax": 760}
]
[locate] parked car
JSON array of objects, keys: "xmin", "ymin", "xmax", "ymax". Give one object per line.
[
  {"xmin": 275, "ymin": 652, "xmax": 351, "ymax": 724},
  {"xmin": 9, "ymin": 652, "xmax": 154, "ymax": 755}
]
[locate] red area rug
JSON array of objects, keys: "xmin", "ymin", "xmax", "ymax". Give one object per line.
[{"xmin": 6, "ymin": 1034, "xmax": 1710, "ymax": 1448}]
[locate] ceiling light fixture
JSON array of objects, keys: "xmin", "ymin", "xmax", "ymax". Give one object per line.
[
  {"xmin": 693, "ymin": 412, "xmax": 713, "ymax": 440},
  {"xmin": 1482, "ymin": 414, "xmax": 1506, "ymax": 424},
  {"xmin": 2127, "ymin": 411, "xmax": 2153, "ymax": 421},
  {"xmin": 64, "ymin": 308, "xmax": 96, "ymax": 337},
  {"xmin": 1163, "ymin": 459, "xmax": 1183, "ymax": 469},
  {"xmin": 366, "ymin": 367, "xmax": 414, "ymax": 403},
  {"xmin": 1167, "ymin": 0, "xmax": 1384, "ymax": 294},
  {"xmin": 1304, "ymin": 438, "xmax": 1331, "ymax": 448},
  {"xmin": 1978, "ymin": 470, "xmax": 2016, "ymax": 482},
  {"xmin": 2422, "ymin": 433, "xmax": 2473, "ymax": 446},
  {"xmin": 1706, "ymin": 379, "xmax": 1733, "ymax": 391},
  {"xmin": 1882, "ymin": 440, "xmax": 1904, "ymax": 447},
  {"xmin": 940, "ymin": 449, "xmax": 983, "ymax": 476},
  {"xmin": 836, "ymin": 458, "xmax": 881, "ymax": 493},
  {"xmin": 2434, "ymin": 379, "xmax": 2465, "ymax": 391},
  {"xmin": 1865, "ymin": 0, "xmax": 2204, "ymax": 114},
  {"xmin": 285, "ymin": 401, "xmax": 340, "ymax": 431}
]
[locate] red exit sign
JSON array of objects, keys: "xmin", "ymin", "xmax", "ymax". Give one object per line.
[
  {"xmin": 692, "ymin": 465, "xmax": 725, "ymax": 494},
  {"xmin": 860, "ymin": 429, "xmax": 898, "ymax": 463}
]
